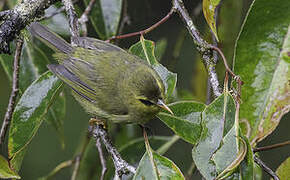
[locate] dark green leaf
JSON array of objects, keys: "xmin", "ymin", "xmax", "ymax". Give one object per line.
[
  {"xmin": 192, "ymin": 93, "xmax": 236, "ymax": 180},
  {"xmin": 203, "ymin": 0, "xmax": 220, "ymax": 41},
  {"xmin": 233, "ymin": 0, "xmax": 290, "ymax": 143},
  {"xmin": 0, "ymin": 155, "xmax": 20, "ymax": 179},
  {"xmin": 157, "ymin": 101, "xmax": 205, "ymax": 145},
  {"xmin": 84, "ymin": 0, "xmax": 122, "ymax": 39},
  {"xmin": 129, "ymin": 37, "xmax": 177, "ymax": 98},
  {"xmin": 8, "ymin": 71, "xmax": 63, "ymax": 159},
  {"xmin": 274, "ymin": 157, "xmax": 290, "ymax": 180},
  {"xmin": 133, "ymin": 138, "xmax": 184, "ymax": 180},
  {"xmin": 105, "ymin": 136, "xmax": 173, "ymax": 179}
]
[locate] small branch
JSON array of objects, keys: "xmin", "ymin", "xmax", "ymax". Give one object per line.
[
  {"xmin": 253, "ymin": 140, "xmax": 290, "ymax": 153},
  {"xmin": 172, "ymin": 0, "xmax": 222, "ymax": 97},
  {"xmin": 78, "ymin": 0, "xmax": 96, "ymax": 37},
  {"xmin": 0, "ymin": 37, "xmax": 23, "ymax": 145},
  {"xmin": 107, "ymin": 8, "xmax": 175, "ymax": 42},
  {"xmin": 62, "ymin": 0, "xmax": 80, "ymax": 44},
  {"xmin": 71, "ymin": 155, "xmax": 81, "ymax": 180},
  {"xmin": 89, "ymin": 123, "xmax": 136, "ymax": 178},
  {"xmin": 96, "ymin": 137, "xmax": 107, "ymax": 180},
  {"xmin": 253, "ymin": 155, "xmax": 280, "ymax": 180},
  {"xmin": 0, "ymin": 0, "xmax": 58, "ymax": 54}
]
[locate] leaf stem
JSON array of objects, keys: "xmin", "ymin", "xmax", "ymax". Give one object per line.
[{"xmin": 0, "ymin": 37, "xmax": 23, "ymax": 146}]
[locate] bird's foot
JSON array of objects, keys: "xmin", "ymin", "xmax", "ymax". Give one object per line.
[{"xmin": 89, "ymin": 117, "xmax": 107, "ymax": 129}]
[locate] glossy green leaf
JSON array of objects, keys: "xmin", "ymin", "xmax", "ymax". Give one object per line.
[
  {"xmin": 129, "ymin": 37, "xmax": 177, "ymax": 98},
  {"xmin": 233, "ymin": 0, "xmax": 290, "ymax": 144},
  {"xmin": 133, "ymin": 138, "xmax": 184, "ymax": 180},
  {"xmin": 274, "ymin": 157, "xmax": 290, "ymax": 180},
  {"xmin": 1, "ymin": 36, "xmax": 66, "ymax": 147},
  {"xmin": 192, "ymin": 93, "xmax": 236, "ymax": 180},
  {"xmin": 202, "ymin": 0, "xmax": 220, "ymax": 41},
  {"xmin": 157, "ymin": 101, "xmax": 205, "ymax": 145},
  {"xmin": 0, "ymin": 155, "xmax": 20, "ymax": 179},
  {"xmin": 8, "ymin": 71, "xmax": 63, "ymax": 159},
  {"xmin": 84, "ymin": 0, "xmax": 122, "ymax": 39}
]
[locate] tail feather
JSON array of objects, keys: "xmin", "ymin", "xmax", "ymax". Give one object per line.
[{"xmin": 28, "ymin": 22, "xmax": 73, "ymax": 54}]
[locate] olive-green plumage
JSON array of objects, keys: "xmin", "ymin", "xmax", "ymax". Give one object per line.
[{"xmin": 29, "ymin": 22, "xmax": 170, "ymax": 124}]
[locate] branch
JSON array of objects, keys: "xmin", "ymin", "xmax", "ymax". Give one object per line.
[
  {"xmin": 0, "ymin": 37, "xmax": 24, "ymax": 145},
  {"xmin": 253, "ymin": 155, "xmax": 280, "ymax": 180},
  {"xmin": 0, "ymin": 0, "xmax": 58, "ymax": 54},
  {"xmin": 62, "ymin": 0, "xmax": 80, "ymax": 44},
  {"xmin": 89, "ymin": 123, "xmax": 136, "ymax": 178},
  {"xmin": 78, "ymin": 0, "xmax": 96, "ymax": 37},
  {"xmin": 253, "ymin": 140, "xmax": 290, "ymax": 152},
  {"xmin": 96, "ymin": 137, "xmax": 107, "ymax": 180},
  {"xmin": 172, "ymin": 0, "xmax": 222, "ymax": 97}
]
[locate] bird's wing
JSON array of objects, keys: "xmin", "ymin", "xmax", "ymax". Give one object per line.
[
  {"xmin": 72, "ymin": 37, "xmax": 126, "ymax": 53},
  {"xmin": 47, "ymin": 64, "xmax": 97, "ymax": 103}
]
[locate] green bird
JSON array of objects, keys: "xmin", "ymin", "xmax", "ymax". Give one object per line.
[{"xmin": 28, "ymin": 22, "xmax": 173, "ymax": 124}]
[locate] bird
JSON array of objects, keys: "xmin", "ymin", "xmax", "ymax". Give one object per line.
[{"xmin": 28, "ymin": 22, "xmax": 173, "ymax": 125}]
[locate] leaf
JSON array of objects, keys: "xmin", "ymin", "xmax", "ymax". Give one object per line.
[
  {"xmin": 202, "ymin": 0, "xmax": 220, "ymax": 41},
  {"xmin": 8, "ymin": 71, "xmax": 63, "ymax": 159},
  {"xmin": 129, "ymin": 37, "xmax": 177, "ymax": 98},
  {"xmin": 157, "ymin": 101, "xmax": 205, "ymax": 145},
  {"xmin": 1, "ymin": 35, "xmax": 66, "ymax": 147},
  {"xmin": 192, "ymin": 93, "xmax": 236, "ymax": 180},
  {"xmin": 0, "ymin": 155, "xmax": 20, "ymax": 179},
  {"xmin": 83, "ymin": 0, "xmax": 122, "ymax": 39},
  {"xmin": 274, "ymin": 157, "xmax": 290, "ymax": 180},
  {"xmin": 233, "ymin": 0, "xmax": 290, "ymax": 144},
  {"xmin": 133, "ymin": 137, "xmax": 184, "ymax": 180}
]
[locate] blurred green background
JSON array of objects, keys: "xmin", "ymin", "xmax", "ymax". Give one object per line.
[{"xmin": 0, "ymin": 0, "xmax": 289, "ymax": 179}]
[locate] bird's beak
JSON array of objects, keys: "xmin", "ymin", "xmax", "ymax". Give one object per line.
[{"xmin": 157, "ymin": 99, "xmax": 174, "ymax": 115}]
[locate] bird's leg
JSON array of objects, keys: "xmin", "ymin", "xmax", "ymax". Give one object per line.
[{"xmin": 89, "ymin": 118, "xmax": 136, "ymax": 179}]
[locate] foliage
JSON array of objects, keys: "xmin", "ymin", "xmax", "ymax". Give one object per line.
[{"xmin": 0, "ymin": 0, "xmax": 289, "ymax": 179}]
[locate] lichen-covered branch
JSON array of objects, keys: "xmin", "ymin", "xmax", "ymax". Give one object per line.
[
  {"xmin": 0, "ymin": 0, "xmax": 58, "ymax": 54},
  {"xmin": 172, "ymin": 0, "xmax": 222, "ymax": 97},
  {"xmin": 89, "ymin": 124, "xmax": 136, "ymax": 178},
  {"xmin": 0, "ymin": 37, "xmax": 23, "ymax": 145}
]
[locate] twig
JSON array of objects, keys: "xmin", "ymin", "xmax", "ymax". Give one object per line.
[
  {"xmin": 62, "ymin": 0, "xmax": 80, "ymax": 44},
  {"xmin": 206, "ymin": 30, "xmax": 219, "ymax": 104},
  {"xmin": 186, "ymin": 162, "xmax": 196, "ymax": 180},
  {"xmin": 117, "ymin": 0, "xmax": 130, "ymax": 37},
  {"xmin": 253, "ymin": 155, "xmax": 280, "ymax": 180},
  {"xmin": 107, "ymin": 8, "xmax": 175, "ymax": 42},
  {"xmin": 78, "ymin": 0, "xmax": 96, "ymax": 37},
  {"xmin": 89, "ymin": 123, "xmax": 136, "ymax": 178},
  {"xmin": 172, "ymin": 0, "xmax": 222, "ymax": 97},
  {"xmin": 96, "ymin": 137, "xmax": 107, "ymax": 180},
  {"xmin": 0, "ymin": 37, "xmax": 23, "ymax": 145},
  {"xmin": 42, "ymin": 159, "xmax": 74, "ymax": 179},
  {"xmin": 0, "ymin": 0, "xmax": 58, "ymax": 54},
  {"xmin": 71, "ymin": 155, "xmax": 81, "ymax": 180},
  {"xmin": 253, "ymin": 140, "xmax": 290, "ymax": 153}
]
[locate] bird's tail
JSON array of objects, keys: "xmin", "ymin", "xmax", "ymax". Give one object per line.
[{"xmin": 28, "ymin": 22, "xmax": 73, "ymax": 54}]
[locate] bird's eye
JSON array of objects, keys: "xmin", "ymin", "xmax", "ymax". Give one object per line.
[{"xmin": 139, "ymin": 99, "xmax": 154, "ymax": 106}]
